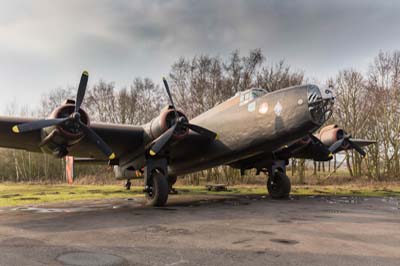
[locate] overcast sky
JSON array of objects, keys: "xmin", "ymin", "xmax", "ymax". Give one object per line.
[{"xmin": 0, "ymin": 0, "xmax": 399, "ymax": 115}]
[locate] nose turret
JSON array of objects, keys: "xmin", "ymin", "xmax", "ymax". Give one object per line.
[{"xmin": 307, "ymin": 84, "xmax": 335, "ymax": 125}]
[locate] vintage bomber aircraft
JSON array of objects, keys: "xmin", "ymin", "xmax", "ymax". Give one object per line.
[{"xmin": 0, "ymin": 71, "xmax": 374, "ymax": 206}]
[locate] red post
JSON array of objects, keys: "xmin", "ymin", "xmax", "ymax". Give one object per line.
[{"xmin": 65, "ymin": 156, "xmax": 74, "ymax": 184}]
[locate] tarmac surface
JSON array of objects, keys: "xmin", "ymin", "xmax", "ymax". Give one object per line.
[{"xmin": 0, "ymin": 193, "xmax": 399, "ymax": 266}]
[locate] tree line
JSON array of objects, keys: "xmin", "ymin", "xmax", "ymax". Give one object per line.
[{"xmin": 1, "ymin": 49, "xmax": 399, "ymax": 184}]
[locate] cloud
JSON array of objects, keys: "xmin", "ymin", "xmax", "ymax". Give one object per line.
[{"xmin": 0, "ymin": 0, "xmax": 400, "ymax": 114}]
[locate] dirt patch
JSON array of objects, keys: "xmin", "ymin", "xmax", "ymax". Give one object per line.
[
  {"xmin": 0, "ymin": 194, "xmax": 20, "ymax": 198},
  {"xmin": 88, "ymin": 190, "xmax": 102, "ymax": 193},
  {"xmin": 19, "ymin": 197, "xmax": 40, "ymax": 201}
]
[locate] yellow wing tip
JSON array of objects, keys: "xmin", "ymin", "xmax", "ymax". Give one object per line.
[
  {"xmin": 149, "ymin": 150, "xmax": 156, "ymax": 156},
  {"xmin": 215, "ymin": 134, "xmax": 219, "ymax": 140},
  {"xmin": 82, "ymin": 70, "xmax": 89, "ymax": 76},
  {"xmin": 12, "ymin": 125, "xmax": 20, "ymax": 133},
  {"xmin": 109, "ymin": 153, "xmax": 116, "ymax": 160}
]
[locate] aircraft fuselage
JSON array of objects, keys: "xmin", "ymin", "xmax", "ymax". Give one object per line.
[{"xmin": 169, "ymin": 85, "xmax": 330, "ymax": 175}]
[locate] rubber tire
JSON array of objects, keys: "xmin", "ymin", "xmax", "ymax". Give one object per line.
[
  {"xmin": 145, "ymin": 171, "xmax": 169, "ymax": 207},
  {"xmin": 267, "ymin": 171, "xmax": 291, "ymax": 199}
]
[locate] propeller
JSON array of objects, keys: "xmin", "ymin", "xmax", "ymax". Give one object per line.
[
  {"xmin": 149, "ymin": 78, "xmax": 217, "ymax": 156},
  {"xmin": 329, "ymin": 134, "xmax": 366, "ymax": 157},
  {"xmin": 12, "ymin": 71, "xmax": 116, "ymax": 160}
]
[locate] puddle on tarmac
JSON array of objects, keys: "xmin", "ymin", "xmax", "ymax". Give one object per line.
[
  {"xmin": 382, "ymin": 197, "xmax": 400, "ymax": 210},
  {"xmin": 57, "ymin": 251, "xmax": 126, "ymax": 266},
  {"xmin": 310, "ymin": 196, "xmax": 366, "ymax": 205},
  {"xmin": 10, "ymin": 198, "xmax": 141, "ymax": 213}
]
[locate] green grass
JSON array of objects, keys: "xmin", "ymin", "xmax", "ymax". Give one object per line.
[
  {"xmin": 0, "ymin": 184, "xmax": 142, "ymax": 207},
  {"xmin": 0, "ymin": 183, "xmax": 399, "ymax": 207}
]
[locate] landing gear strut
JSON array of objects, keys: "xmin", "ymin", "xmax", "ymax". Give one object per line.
[
  {"xmin": 145, "ymin": 170, "xmax": 169, "ymax": 206},
  {"xmin": 125, "ymin": 180, "xmax": 132, "ymax": 190},
  {"xmin": 167, "ymin": 175, "xmax": 178, "ymax": 194},
  {"xmin": 267, "ymin": 171, "xmax": 291, "ymax": 199},
  {"xmin": 143, "ymin": 158, "xmax": 169, "ymax": 207},
  {"xmin": 266, "ymin": 161, "xmax": 291, "ymax": 199}
]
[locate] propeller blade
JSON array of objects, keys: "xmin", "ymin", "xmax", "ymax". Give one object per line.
[
  {"xmin": 348, "ymin": 139, "xmax": 367, "ymax": 157},
  {"xmin": 149, "ymin": 124, "xmax": 177, "ymax": 156},
  {"xmin": 12, "ymin": 118, "xmax": 68, "ymax": 134},
  {"xmin": 185, "ymin": 123, "xmax": 218, "ymax": 140},
  {"xmin": 162, "ymin": 77, "xmax": 179, "ymax": 119},
  {"xmin": 75, "ymin": 71, "xmax": 89, "ymax": 113},
  {"xmin": 80, "ymin": 123, "xmax": 115, "ymax": 160},
  {"xmin": 329, "ymin": 138, "xmax": 345, "ymax": 153}
]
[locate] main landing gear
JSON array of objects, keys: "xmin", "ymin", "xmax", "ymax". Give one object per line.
[
  {"xmin": 145, "ymin": 170, "xmax": 169, "ymax": 206},
  {"xmin": 143, "ymin": 158, "xmax": 169, "ymax": 207},
  {"xmin": 265, "ymin": 161, "xmax": 291, "ymax": 199},
  {"xmin": 167, "ymin": 175, "xmax": 178, "ymax": 194}
]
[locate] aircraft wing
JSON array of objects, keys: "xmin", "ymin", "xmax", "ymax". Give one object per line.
[
  {"xmin": 0, "ymin": 116, "xmax": 145, "ymax": 160},
  {"xmin": 0, "ymin": 117, "xmax": 42, "ymax": 152},
  {"xmin": 279, "ymin": 136, "xmax": 332, "ymax": 161}
]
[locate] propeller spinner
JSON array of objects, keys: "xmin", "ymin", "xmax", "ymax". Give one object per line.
[{"xmin": 12, "ymin": 71, "xmax": 116, "ymax": 160}]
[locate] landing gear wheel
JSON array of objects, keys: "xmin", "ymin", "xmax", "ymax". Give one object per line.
[
  {"xmin": 267, "ymin": 171, "xmax": 291, "ymax": 199},
  {"xmin": 145, "ymin": 171, "xmax": 169, "ymax": 207},
  {"xmin": 167, "ymin": 175, "xmax": 178, "ymax": 194}
]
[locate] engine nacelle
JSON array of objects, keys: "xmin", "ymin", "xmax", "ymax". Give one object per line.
[
  {"xmin": 40, "ymin": 101, "xmax": 90, "ymax": 157},
  {"xmin": 143, "ymin": 106, "xmax": 189, "ymax": 143},
  {"xmin": 316, "ymin": 124, "xmax": 345, "ymax": 146}
]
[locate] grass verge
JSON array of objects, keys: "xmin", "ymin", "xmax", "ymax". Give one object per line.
[{"xmin": 0, "ymin": 183, "xmax": 399, "ymax": 207}]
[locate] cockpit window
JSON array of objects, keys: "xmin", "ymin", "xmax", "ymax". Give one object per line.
[
  {"xmin": 239, "ymin": 88, "xmax": 267, "ymax": 105},
  {"xmin": 252, "ymin": 88, "xmax": 267, "ymax": 98}
]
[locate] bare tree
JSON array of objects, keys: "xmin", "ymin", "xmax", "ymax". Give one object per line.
[{"xmin": 365, "ymin": 51, "xmax": 400, "ymax": 179}]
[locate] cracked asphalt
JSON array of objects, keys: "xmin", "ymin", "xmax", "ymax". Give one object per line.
[{"xmin": 0, "ymin": 193, "xmax": 399, "ymax": 266}]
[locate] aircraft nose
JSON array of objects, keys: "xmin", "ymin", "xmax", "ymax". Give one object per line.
[
  {"xmin": 320, "ymin": 85, "xmax": 335, "ymax": 100},
  {"xmin": 307, "ymin": 84, "xmax": 335, "ymax": 125}
]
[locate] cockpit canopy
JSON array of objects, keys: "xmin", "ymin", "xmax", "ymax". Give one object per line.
[
  {"xmin": 236, "ymin": 88, "xmax": 267, "ymax": 105},
  {"xmin": 234, "ymin": 85, "xmax": 334, "ymax": 125}
]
